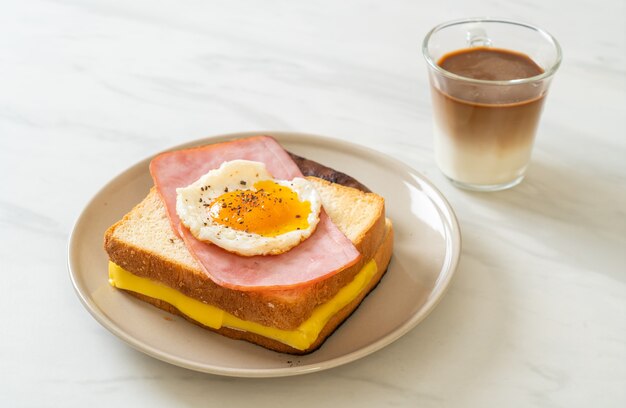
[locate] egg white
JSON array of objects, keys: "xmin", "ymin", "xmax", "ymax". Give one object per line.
[{"xmin": 175, "ymin": 160, "xmax": 321, "ymax": 256}]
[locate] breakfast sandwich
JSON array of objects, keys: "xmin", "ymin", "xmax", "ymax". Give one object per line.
[{"xmin": 104, "ymin": 136, "xmax": 393, "ymax": 354}]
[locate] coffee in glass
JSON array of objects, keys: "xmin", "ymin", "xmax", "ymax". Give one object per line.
[{"xmin": 423, "ymin": 19, "xmax": 561, "ymax": 191}]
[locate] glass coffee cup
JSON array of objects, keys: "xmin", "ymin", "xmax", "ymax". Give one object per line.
[{"xmin": 423, "ymin": 18, "xmax": 562, "ymax": 191}]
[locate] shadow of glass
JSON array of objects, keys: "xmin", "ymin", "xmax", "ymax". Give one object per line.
[{"xmin": 458, "ymin": 159, "xmax": 626, "ymax": 283}]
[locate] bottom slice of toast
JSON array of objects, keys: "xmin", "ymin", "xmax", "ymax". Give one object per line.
[
  {"xmin": 110, "ymin": 220, "xmax": 392, "ymax": 354},
  {"xmin": 105, "ymin": 174, "xmax": 393, "ymax": 354}
]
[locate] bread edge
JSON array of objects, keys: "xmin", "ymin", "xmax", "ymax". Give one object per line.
[
  {"xmin": 104, "ymin": 184, "xmax": 387, "ymax": 330},
  {"xmin": 122, "ymin": 219, "xmax": 394, "ymax": 354}
]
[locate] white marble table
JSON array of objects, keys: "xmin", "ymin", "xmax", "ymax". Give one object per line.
[{"xmin": 1, "ymin": 0, "xmax": 624, "ymax": 406}]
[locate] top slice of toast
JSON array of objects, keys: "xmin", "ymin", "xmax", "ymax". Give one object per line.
[{"xmin": 104, "ymin": 176, "xmax": 386, "ymax": 330}]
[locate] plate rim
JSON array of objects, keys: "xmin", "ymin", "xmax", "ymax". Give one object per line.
[{"xmin": 68, "ymin": 131, "xmax": 461, "ymax": 377}]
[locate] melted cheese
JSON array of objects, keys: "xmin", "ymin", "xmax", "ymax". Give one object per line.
[{"xmin": 108, "ymin": 260, "xmax": 378, "ymax": 350}]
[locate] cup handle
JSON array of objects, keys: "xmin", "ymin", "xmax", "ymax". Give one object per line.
[{"xmin": 466, "ymin": 26, "xmax": 492, "ymax": 47}]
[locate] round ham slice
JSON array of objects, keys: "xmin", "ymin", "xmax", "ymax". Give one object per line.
[{"xmin": 149, "ymin": 136, "xmax": 361, "ymax": 291}]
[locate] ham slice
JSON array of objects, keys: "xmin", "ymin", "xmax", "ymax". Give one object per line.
[{"xmin": 149, "ymin": 136, "xmax": 361, "ymax": 291}]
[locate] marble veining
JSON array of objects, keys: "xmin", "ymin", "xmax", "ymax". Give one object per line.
[{"xmin": 1, "ymin": 0, "xmax": 624, "ymax": 407}]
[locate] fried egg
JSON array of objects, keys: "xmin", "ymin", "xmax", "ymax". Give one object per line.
[{"xmin": 176, "ymin": 160, "xmax": 322, "ymax": 256}]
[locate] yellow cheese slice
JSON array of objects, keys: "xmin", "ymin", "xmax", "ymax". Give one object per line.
[{"xmin": 109, "ymin": 260, "xmax": 378, "ymax": 350}]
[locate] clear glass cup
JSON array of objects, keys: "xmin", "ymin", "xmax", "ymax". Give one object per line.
[{"xmin": 422, "ymin": 18, "xmax": 562, "ymax": 191}]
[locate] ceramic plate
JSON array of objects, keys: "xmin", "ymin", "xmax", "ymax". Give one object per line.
[{"xmin": 68, "ymin": 132, "xmax": 461, "ymax": 377}]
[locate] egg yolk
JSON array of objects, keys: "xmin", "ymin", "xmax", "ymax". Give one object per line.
[{"xmin": 208, "ymin": 180, "xmax": 311, "ymax": 237}]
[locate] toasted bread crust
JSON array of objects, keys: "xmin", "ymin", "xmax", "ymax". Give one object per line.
[
  {"xmin": 123, "ymin": 220, "xmax": 393, "ymax": 354},
  {"xmin": 105, "ymin": 179, "xmax": 385, "ymax": 330},
  {"xmin": 288, "ymin": 152, "xmax": 371, "ymax": 192},
  {"xmin": 104, "ymin": 152, "xmax": 392, "ymax": 355}
]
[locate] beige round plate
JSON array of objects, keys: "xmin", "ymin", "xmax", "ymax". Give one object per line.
[{"xmin": 68, "ymin": 132, "xmax": 461, "ymax": 377}]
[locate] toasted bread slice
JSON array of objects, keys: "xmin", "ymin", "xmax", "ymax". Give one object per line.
[
  {"xmin": 124, "ymin": 219, "xmax": 393, "ymax": 354},
  {"xmin": 104, "ymin": 177, "xmax": 387, "ymax": 330}
]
